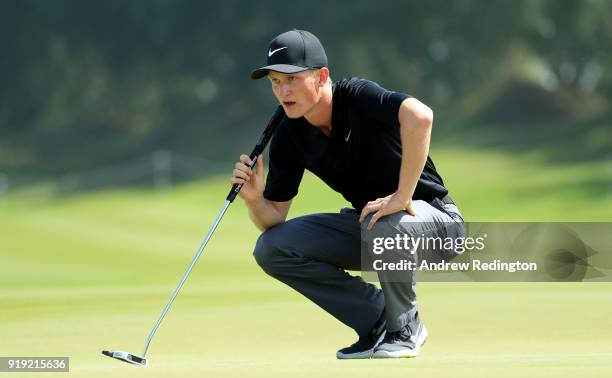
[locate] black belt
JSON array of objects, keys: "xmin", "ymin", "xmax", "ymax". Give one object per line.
[{"xmin": 439, "ymin": 194, "xmax": 455, "ymax": 205}]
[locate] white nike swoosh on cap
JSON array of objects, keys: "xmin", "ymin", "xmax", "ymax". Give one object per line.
[{"xmin": 268, "ymin": 46, "xmax": 288, "ymax": 57}]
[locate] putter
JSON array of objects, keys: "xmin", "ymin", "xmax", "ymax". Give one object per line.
[{"xmin": 103, "ymin": 107, "xmax": 285, "ymax": 367}]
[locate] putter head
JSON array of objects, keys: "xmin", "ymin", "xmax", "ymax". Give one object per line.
[{"xmin": 102, "ymin": 350, "xmax": 148, "ymax": 366}]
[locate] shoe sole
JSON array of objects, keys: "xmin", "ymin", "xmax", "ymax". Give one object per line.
[
  {"xmin": 336, "ymin": 330, "xmax": 387, "ymax": 360},
  {"xmin": 336, "ymin": 350, "xmax": 374, "ymax": 359},
  {"xmin": 372, "ymin": 325, "xmax": 428, "ymax": 359}
]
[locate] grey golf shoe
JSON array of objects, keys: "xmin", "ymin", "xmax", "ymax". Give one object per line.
[
  {"xmin": 372, "ymin": 312, "xmax": 428, "ymax": 358},
  {"xmin": 337, "ymin": 312, "xmax": 387, "ymax": 359}
]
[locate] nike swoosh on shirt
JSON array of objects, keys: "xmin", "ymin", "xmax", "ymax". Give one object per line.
[
  {"xmin": 344, "ymin": 129, "xmax": 352, "ymax": 142},
  {"xmin": 268, "ymin": 46, "xmax": 288, "ymax": 57}
]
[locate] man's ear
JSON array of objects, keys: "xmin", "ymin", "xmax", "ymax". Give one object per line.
[{"xmin": 317, "ymin": 67, "xmax": 330, "ymax": 86}]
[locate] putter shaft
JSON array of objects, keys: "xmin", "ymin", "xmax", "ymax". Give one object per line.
[
  {"xmin": 141, "ymin": 200, "xmax": 231, "ymax": 357},
  {"xmin": 136, "ymin": 106, "xmax": 284, "ymax": 359}
]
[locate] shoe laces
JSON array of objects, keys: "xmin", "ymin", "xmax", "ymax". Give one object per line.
[
  {"xmin": 383, "ymin": 326, "xmax": 411, "ymax": 343},
  {"xmin": 384, "ymin": 312, "xmax": 419, "ymax": 343}
]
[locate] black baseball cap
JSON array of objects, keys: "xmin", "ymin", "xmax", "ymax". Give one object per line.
[{"xmin": 251, "ymin": 29, "xmax": 328, "ymax": 80}]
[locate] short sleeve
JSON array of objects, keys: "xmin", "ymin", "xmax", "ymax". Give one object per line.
[
  {"xmin": 263, "ymin": 122, "xmax": 305, "ymax": 202},
  {"xmin": 349, "ymin": 79, "xmax": 412, "ymax": 129}
]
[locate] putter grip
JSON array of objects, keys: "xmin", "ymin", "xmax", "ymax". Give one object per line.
[{"xmin": 226, "ymin": 107, "xmax": 284, "ymax": 202}]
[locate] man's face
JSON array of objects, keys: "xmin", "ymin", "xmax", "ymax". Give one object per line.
[{"xmin": 268, "ymin": 70, "xmax": 320, "ymax": 118}]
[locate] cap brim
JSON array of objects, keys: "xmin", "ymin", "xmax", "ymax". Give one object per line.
[{"xmin": 251, "ymin": 64, "xmax": 309, "ymax": 80}]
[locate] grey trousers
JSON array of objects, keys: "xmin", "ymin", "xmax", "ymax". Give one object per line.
[{"xmin": 252, "ymin": 198, "xmax": 465, "ymax": 336}]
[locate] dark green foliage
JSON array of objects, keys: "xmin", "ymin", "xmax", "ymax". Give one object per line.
[{"xmin": 0, "ymin": 0, "xmax": 610, "ymax": 178}]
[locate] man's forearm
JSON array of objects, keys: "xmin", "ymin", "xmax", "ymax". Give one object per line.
[{"xmin": 246, "ymin": 196, "xmax": 287, "ymax": 231}]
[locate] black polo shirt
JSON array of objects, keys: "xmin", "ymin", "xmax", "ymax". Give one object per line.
[{"xmin": 263, "ymin": 77, "xmax": 448, "ymax": 211}]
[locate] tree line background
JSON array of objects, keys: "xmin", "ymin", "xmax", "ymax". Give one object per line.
[{"xmin": 1, "ymin": 0, "xmax": 610, "ymax": 183}]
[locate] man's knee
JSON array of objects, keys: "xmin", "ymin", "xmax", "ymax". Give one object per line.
[{"xmin": 252, "ymin": 227, "xmax": 286, "ymax": 276}]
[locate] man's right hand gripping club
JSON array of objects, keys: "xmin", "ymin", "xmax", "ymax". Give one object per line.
[{"xmin": 231, "ymin": 153, "xmax": 292, "ymax": 231}]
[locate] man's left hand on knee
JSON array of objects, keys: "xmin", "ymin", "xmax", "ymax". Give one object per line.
[{"xmin": 359, "ymin": 191, "xmax": 416, "ymax": 230}]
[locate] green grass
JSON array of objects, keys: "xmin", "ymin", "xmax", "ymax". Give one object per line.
[
  {"xmin": 0, "ymin": 147, "xmax": 610, "ymax": 377},
  {"xmin": 1, "ymin": 284, "xmax": 611, "ymax": 377},
  {"xmin": 431, "ymin": 147, "xmax": 612, "ymax": 221}
]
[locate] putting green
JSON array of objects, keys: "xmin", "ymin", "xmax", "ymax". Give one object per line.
[
  {"xmin": 1, "ymin": 283, "xmax": 611, "ymax": 377},
  {"xmin": 1, "ymin": 148, "xmax": 610, "ymax": 377}
]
